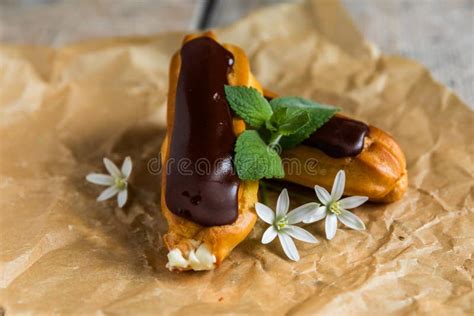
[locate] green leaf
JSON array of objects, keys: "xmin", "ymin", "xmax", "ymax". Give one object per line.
[
  {"xmin": 224, "ymin": 86, "xmax": 273, "ymax": 128},
  {"xmin": 265, "ymin": 107, "xmax": 310, "ymax": 136},
  {"xmin": 271, "ymin": 108, "xmax": 310, "ymax": 136},
  {"xmin": 270, "ymin": 97, "xmax": 339, "ymax": 149},
  {"xmin": 234, "ymin": 130, "xmax": 285, "ymax": 181},
  {"xmin": 266, "ymin": 107, "xmax": 285, "ymax": 132}
]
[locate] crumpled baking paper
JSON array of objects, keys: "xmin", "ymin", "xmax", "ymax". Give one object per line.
[{"xmin": 0, "ymin": 0, "xmax": 472, "ymax": 314}]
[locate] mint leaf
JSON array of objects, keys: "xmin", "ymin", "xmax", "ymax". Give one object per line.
[
  {"xmin": 234, "ymin": 130, "xmax": 284, "ymax": 180},
  {"xmin": 269, "ymin": 107, "xmax": 310, "ymax": 136},
  {"xmin": 224, "ymin": 86, "xmax": 273, "ymax": 128},
  {"xmin": 270, "ymin": 97, "xmax": 339, "ymax": 149},
  {"xmin": 265, "ymin": 107, "xmax": 310, "ymax": 141}
]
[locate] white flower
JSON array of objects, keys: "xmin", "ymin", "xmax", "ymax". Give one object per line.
[
  {"xmin": 255, "ymin": 189, "xmax": 319, "ymax": 261},
  {"xmin": 86, "ymin": 156, "xmax": 132, "ymax": 208},
  {"xmin": 304, "ymin": 170, "xmax": 368, "ymax": 240}
]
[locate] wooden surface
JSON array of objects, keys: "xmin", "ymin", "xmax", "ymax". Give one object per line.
[{"xmin": 0, "ymin": 0, "xmax": 472, "ymax": 106}]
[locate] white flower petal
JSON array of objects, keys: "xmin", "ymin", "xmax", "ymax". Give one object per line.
[
  {"xmin": 117, "ymin": 189, "xmax": 128, "ymax": 208},
  {"xmin": 276, "ymin": 188, "xmax": 290, "ymax": 218},
  {"xmin": 315, "ymin": 185, "xmax": 331, "ymax": 204},
  {"xmin": 338, "ymin": 209, "xmax": 366, "ymax": 231},
  {"xmin": 261, "ymin": 226, "xmax": 278, "ymax": 244},
  {"xmin": 97, "ymin": 186, "xmax": 120, "ymax": 201},
  {"xmin": 287, "ymin": 202, "xmax": 320, "ymax": 224},
  {"xmin": 331, "ymin": 170, "xmax": 346, "ymax": 201},
  {"xmin": 255, "ymin": 203, "xmax": 275, "ymax": 224},
  {"xmin": 103, "ymin": 157, "xmax": 121, "ymax": 178},
  {"xmin": 86, "ymin": 173, "xmax": 114, "ymax": 186},
  {"xmin": 121, "ymin": 156, "xmax": 133, "ymax": 179},
  {"xmin": 278, "ymin": 233, "xmax": 300, "ymax": 261},
  {"xmin": 325, "ymin": 213, "xmax": 338, "ymax": 240},
  {"xmin": 303, "ymin": 206, "xmax": 327, "ymax": 224},
  {"xmin": 339, "ymin": 196, "xmax": 369, "ymax": 209},
  {"xmin": 285, "ymin": 225, "xmax": 319, "ymax": 244}
]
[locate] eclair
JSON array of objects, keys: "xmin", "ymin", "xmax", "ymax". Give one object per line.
[
  {"xmin": 161, "ymin": 32, "xmax": 262, "ymax": 271},
  {"xmin": 161, "ymin": 32, "xmax": 407, "ymax": 271},
  {"xmin": 263, "ymin": 92, "xmax": 408, "ymax": 202}
]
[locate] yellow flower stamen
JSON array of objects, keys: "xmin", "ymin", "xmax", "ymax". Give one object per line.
[
  {"xmin": 115, "ymin": 177, "xmax": 127, "ymax": 190},
  {"xmin": 329, "ymin": 201, "xmax": 342, "ymax": 215},
  {"xmin": 275, "ymin": 217, "xmax": 288, "ymax": 231}
]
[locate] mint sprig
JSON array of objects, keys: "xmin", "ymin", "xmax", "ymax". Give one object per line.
[{"xmin": 225, "ymin": 86, "xmax": 339, "ymax": 181}]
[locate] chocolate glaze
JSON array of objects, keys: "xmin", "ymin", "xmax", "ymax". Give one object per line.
[
  {"xmin": 303, "ymin": 116, "xmax": 369, "ymax": 158},
  {"xmin": 165, "ymin": 37, "xmax": 239, "ymax": 227}
]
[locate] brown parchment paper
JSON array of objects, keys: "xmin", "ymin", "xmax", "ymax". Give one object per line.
[{"xmin": 0, "ymin": 1, "xmax": 472, "ymax": 315}]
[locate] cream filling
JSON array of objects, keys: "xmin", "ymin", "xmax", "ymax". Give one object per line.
[{"xmin": 166, "ymin": 242, "xmax": 216, "ymax": 271}]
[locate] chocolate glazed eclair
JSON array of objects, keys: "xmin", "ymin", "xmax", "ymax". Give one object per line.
[
  {"xmin": 161, "ymin": 32, "xmax": 262, "ymax": 271},
  {"xmin": 161, "ymin": 32, "xmax": 406, "ymax": 271},
  {"xmin": 264, "ymin": 90, "xmax": 408, "ymax": 203}
]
